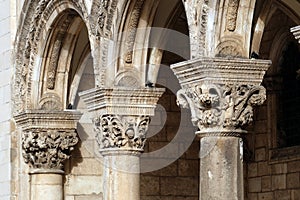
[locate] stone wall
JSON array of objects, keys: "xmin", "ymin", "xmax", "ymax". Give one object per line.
[
  {"xmin": 0, "ymin": 0, "xmax": 14, "ymax": 199},
  {"xmin": 140, "ymin": 63, "xmax": 199, "ymax": 200},
  {"xmin": 246, "ymin": 102, "xmax": 300, "ymax": 200}
]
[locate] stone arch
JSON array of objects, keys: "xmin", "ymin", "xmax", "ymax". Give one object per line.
[
  {"xmin": 13, "ymin": 0, "xmax": 92, "ymax": 115},
  {"xmin": 251, "ymin": 0, "xmax": 300, "ymax": 56},
  {"xmin": 97, "ymin": 0, "xmax": 190, "ymax": 88}
]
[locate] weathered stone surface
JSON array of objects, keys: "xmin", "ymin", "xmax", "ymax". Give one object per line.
[
  {"xmin": 272, "ymin": 174, "xmax": 286, "ymax": 190},
  {"xmin": 65, "ymin": 175, "xmax": 102, "ymax": 195},
  {"xmin": 258, "ymin": 192, "xmax": 273, "ymax": 200},
  {"xmin": 261, "ymin": 176, "xmax": 271, "ymax": 192},
  {"xmin": 287, "ymin": 173, "xmax": 300, "ymax": 189},
  {"xmin": 14, "ymin": 110, "xmax": 82, "ymax": 170},
  {"xmin": 248, "ymin": 177, "xmax": 262, "ymax": 193}
]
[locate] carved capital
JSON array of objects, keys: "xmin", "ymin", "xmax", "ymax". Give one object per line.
[
  {"xmin": 291, "ymin": 25, "xmax": 300, "ymax": 43},
  {"xmin": 177, "ymin": 83, "xmax": 266, "ymax": 134},
  {"xmin": 22, "ymin": 130, "xmax": 78, "ymax": 169},
  {"xmin": 171, "ymin": 57, "xmax": 271, "ymax": 136},
  {"xmin": 14, "ymin": 110, "xmax": 82, "ymax": 170},
  {"xmin": 80, "ymin": 87, "xmax": 164, "ymax": 154},
  {"xmin": 94, "ymin": 115, "xmax": 150, "ymax": 154}
]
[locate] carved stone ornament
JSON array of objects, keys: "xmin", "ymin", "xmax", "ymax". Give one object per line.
[
  {"xmin": 226, "ymin": 0, "xmax": 240, "ymax": 31},
  {"xmin": 80, "ymin": 87, "xmax": 164, "ymax": 154},
  {"xmin": 14, "ymin": 110, "xmax": 82, "ymax": 170},
  {"xmin": 94, "ymin": 115, "xmax": 150, "ymax": 153},
  {"xmin": 171, "ymin": 57, "xmax": 271, "ymax": 136},
  {"xmin": 291, "ymin": 25, "xmax": 300, "ymax": 43},
  {"xmin": 79, "ymin": 87, "xmax": 165, "ymax": 116},
  {"xmin": 176, "ymin": 83, "xmax": 266, "ymax": 134}
]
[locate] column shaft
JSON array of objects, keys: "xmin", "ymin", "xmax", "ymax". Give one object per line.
[
  {"xmin": 171, "ymin": 57, "xmax": 270, "ymax": 200},
  {"xmin": 199, "ymin": 137, "xmax": 243, "ymax": 200},
  {"xmin": 30, "ymin": 173, "xmax": 63, "ymax": 200},
  {"xmin": 103, "ymin": 154, "xmax": 140, "ymax": 200},
  {"xmin": 80, "ymin": 88, "xmax": 164, "ymax": 200}
]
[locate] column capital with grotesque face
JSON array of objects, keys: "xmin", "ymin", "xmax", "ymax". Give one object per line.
[{"xmin": 171, "ymin": 57, "xmax": 271, "ymax": 137}]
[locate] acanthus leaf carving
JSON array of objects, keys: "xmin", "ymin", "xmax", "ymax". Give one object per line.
[
  {"xmin": 22, "ymin": 130, "xmax": 79, "ymax": 169},
  {"xmin": 94, "ymin": 115, "xmax": 151, "ymax": 152}
]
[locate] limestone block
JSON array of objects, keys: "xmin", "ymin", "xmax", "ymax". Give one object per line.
[
  {"xmin": 258, "ymin": 192, "xmax": 273, "ymax": 200},
  {"xmin": 287, "ymin": 173, "xmax": 300, "ymax": 189},
  {"xmin": 0, "ymin": 18, "xmax": 10, "ymax": 37},
  {"xmin": 248, "ymin": 177, "xmax": 262, "ymax": 192},
  {"xmin": 71, "ymin": 158, "xmax": 103, "ymax": 175},
  {"xmin": 288, "ymin": 161, "xmax": 300, "ymax": 173},
  {"xmin": 0, "ymin": 104, "xmax": 11, "ymax": 122},
  {"xmin": 0, "ymin": 34, "xmax": 11, "ymax": 52},
  {"xmin": 65, "ymin": 196, "xmax": 75, "ymax": 200},
  {"xmin": 0, "ymin": 133, "xmax": 10, "ymax": 151},
  {"xmin": 255, "ymin": 134, "xmax": 268, "ymax": 148},
  {"xmin": 0, "ymin": 69, "xmax": 12, "ymax": 86},
  {"xmin": 255, "ymin": 148, "xmax": 266, "ymax": 161},
  {"xmin": 159, "ymin": 161, "xmax": 178, "ymax": 177},
  {"xmin": 140, "ymin": 176, "xmax": 159, "ymax": 195},
  {"xmin": 2, "ymin": 84, "xmax": 11, "ymax": 103},
  {"xmin": 65, "ymin": 175, "xmax": 102, "ymax": 195},
  {"xmin": 247, "ymin": 193, "xmax": 258, "ymax": 200},
  {"xmin": 248, "ymin": 163, "xmax": 258, "ymax": 177},
  {"xmin": 0, "ymin": 149, "xmax": 9, "ymax": 167},
  {"xmin": 178, "ymin": 159, "xmax": 199, "ymax": 176},
  {"xmin": 272, "ymin": 174, "xmax": 286, "ymax": 190},
  {"xmin": 271, "ymin": 163, "xmax": 287, "ymax": 174},
  {"xmin": 257, "ymin": 162, "xmax": 271, "ymax": 176},
  {"xmin": 291, "ymin": 190, "xmax": 300, "ymax": 200},
  {"xmin": 184, "ymin": 141, "xmax": 199, "ymax": 159},
  {"xmin": 274, "ymin": 190, "xmax": 290, "ymax": 200},
  {"xmin": 75, "ymin": 195, "xmax": 103, "ymax": 200},
  {"xmin": 140, "ymin": 196, "xmax": 161, "ymax": 200},
  {"xmin": 161, "ymin": 177, "xmax": 198, "ymax": 196},
  {"xmin": 261, "ymin": 176, "xmax": 271, "ymax": 192},
  {"xmin": 0, "ymin": 0, "xmax": 10, "ymax": 22}
]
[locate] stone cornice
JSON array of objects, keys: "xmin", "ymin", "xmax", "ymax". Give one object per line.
[
  {"xmin": 79, "ymin": 87, "xmax": 165, "ymax": 116},
  {"xmin": 171, "ymin": 57, "xmax": 271, "ymax": 88},
  {"xmin": 291, "ymin": 25, "xmax": 300, "ymax": 42},
  {"xmin": 14, "ymin": 110, "xmax": 82, "ymax": 131}
]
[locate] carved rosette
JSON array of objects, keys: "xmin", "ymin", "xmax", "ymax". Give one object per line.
[
  {"xmin": 171, "ymin": 57, "xmax": 271, "ymax": 136},
  {"xmin": 94, "ymin": 115, "xmax": 150, "ymax": 153},
  {"xmin": 14, "ymin": 110, "xmax": 82, "ymax": 170},
  {"xmin": 80, "ymin": 87, "xmax": 165, "ymax": 154}
]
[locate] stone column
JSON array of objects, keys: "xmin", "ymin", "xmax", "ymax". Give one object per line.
[
  {"xmin": 14, "ymin": 110, "xmax": 82, "ymax": 200},
  {"xmin": 80, "ymin": 88, "xmax": 164, "ymax": 200},
  {"xmin": 291, "ymin": 25, "xmax": 300, "ymax": 42},
  {"xmin": 171, "ymin": 57, "xmax": 271, "ymax": 200}
]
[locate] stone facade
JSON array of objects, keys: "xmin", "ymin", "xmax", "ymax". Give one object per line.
[{"xmin": 0, "ymin": 0, "xmax": 299, "ymax": 200}]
